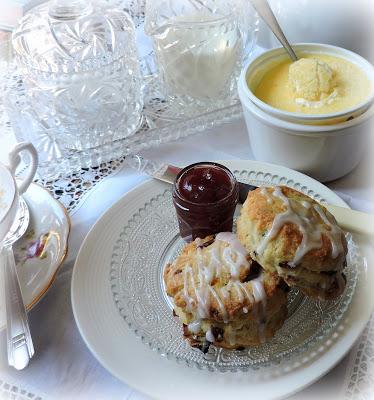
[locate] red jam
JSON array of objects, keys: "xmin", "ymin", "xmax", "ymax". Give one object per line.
[{"xmin": 173, "ymin": 162, "xmax": 239, "ymax": 242}]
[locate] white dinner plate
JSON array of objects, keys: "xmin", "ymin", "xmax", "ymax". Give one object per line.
[
  {"xmin": 71, "ymin": 160, "xmax": 374, "ymax": 399},
  {"xmin": 0, "ymin": 183, "xmax": 70, "ymax": 330}
]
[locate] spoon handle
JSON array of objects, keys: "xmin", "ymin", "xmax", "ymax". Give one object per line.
[
  {"xmin": 2, "ymin": 245, "xmax": 34, "ymax": 370},
  {"xmin": 249, "ymin": 0, "xmax": 298, "ymax": 61}
]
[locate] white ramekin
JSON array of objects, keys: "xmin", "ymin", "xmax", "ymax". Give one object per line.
[
  {"xmin": 238, "ymin": 44, "xmax": 374, "ymax": 182},
  {"xmin": 242, "ymin": 43, "xmax": 374, "ymax": 125},
  {"xmin": 238, "ymin": 86, "xmax": 374, "ymax": 182}
]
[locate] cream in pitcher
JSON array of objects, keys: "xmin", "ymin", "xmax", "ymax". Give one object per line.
[
  {"xmin": 145, "ymin": 0, "xmax": 248, "ymax": 107},
  {"xmin": 152, "ymin": 11, "xmax": 242, "ymax": 100}
]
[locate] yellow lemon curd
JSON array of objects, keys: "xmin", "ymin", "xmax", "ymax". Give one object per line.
[{"xmin": 253, "ymin": 53, "xmax": 371, "ymax": 115}]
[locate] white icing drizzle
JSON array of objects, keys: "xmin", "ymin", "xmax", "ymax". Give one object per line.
[
  {"xmin": 251, "ymin": 273, "xmax": 267, "ymax": 309},
  {"xmin": 183, "ymin": 260, "xmax": 210, "ymax": 319},
  {"xmin": 313, "ymin": 204, "xmax": 344, "ymax": 259},
  {"xmin": 257, "ymin": 187, "xmax": 344, "ymax": 266},
  {"xmin": 183, "ymin": 266, "xmax": 195, "ymax": 312},
  {"xmin": 180, "ymin": 233, "xmax": 268, "ymax": 338},
  {"xmin": 230, "ymin": 281, "xmax": 244, "ymax": 303},
  {"xmin": 196, "ymin": 247, "xmax": 214, "ymax": 285},
  {"xmin": 208, "ymin": 244, "xmax": 222, "ymax": 278},
  {"xmin": 215, "ymin": 232, "xmax": 248, "ymax": 259},
  {"xmin": 260, "ymin": 187, "xmax": 274, "ymax": 204},
  {"xmin": 205, "ymin": 328, "xmax": 215, "ymax": 343},
  {"xmin": 217, "ymin": 232, "xmax": 249, "ymax": 280},
  {"xmin": 222, "ymin": 248, "xmax": 240, "ymax": 279},
  {"xmin": 188, "ymin": 320, "xmax": 201, "ymax": 334},
  {"xmin": 236, "ymin": 281, "xmax": 254, "ymax": 304},
  {"xmin": 220, "ymin": 285, "xmax": 230, "ymax": 300},
  {"xmin": 208, "ymin": 285, "xmax": 228, "ymax": 322},
  {"xmin": 250, "ymin": 273, "xmax": 267, "ymax": 344}
]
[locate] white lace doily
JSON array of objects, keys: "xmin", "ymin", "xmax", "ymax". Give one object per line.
[{"xmin": 36, "ymin": 158, "xmax": 127, "ymax": 214}]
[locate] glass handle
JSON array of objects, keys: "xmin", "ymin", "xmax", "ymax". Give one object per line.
[{"xmin": 7, "ymin": 142, "xmax": 38, "ymax": 195}]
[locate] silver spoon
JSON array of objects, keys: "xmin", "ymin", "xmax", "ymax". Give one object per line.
[
  {"xmin": 1, "ymin": 198, "xmax": 34, "ymax": 370},
  {"xmin": 250, "ymin": 0, "xmax": 298, "ymax": 61}
]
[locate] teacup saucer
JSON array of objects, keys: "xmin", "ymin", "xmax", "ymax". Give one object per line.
[{"xmin": 0, "ymin": 183, "xmax": 70, "ymax": 329}]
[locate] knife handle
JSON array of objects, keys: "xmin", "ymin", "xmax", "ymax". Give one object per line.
[
  {"xmin": 125, "ymin": 155, "xmax": 181, "ymax": 184},
  {"xmin": 124, "ymin": 154, "xmax": 165, "ymax": 177},
  {"xmin": 326, "ymin": 204, "xmax": 374, "ymax": 237},
  {"xmin": 237, "ymin": 183, "xmax": 374, "ymax": 237}
]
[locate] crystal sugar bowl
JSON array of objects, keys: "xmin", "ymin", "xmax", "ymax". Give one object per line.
[{"xmin": 9, "ymin": 0, "xmax": 143, "ymax": 177}]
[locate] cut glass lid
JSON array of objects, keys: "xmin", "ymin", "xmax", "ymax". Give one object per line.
[{"xmin": 12, "ymin": 0, "xmax": 136, "ymax": 74}]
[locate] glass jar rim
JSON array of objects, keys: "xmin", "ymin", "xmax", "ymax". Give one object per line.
[
  {"xmin": 173, "ymin": 161, "xmax": 238, "ymax": 207},
  {"xmin": 145, "ymin": 9, "xmax": 236, "ymax": 36},
  {"xmin": 169, "ymin": 11, "xmax": 234, "ymax": 25}
]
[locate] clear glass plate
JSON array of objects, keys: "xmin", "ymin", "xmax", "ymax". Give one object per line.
[{"xmin": 110, "ymin": 170, "xmax": 360, "ymax": 372}]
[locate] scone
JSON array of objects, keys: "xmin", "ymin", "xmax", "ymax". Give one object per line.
[
  {"xmin": 164, "ymin": 232, "xmax": 288, "ymax": 351},
  {"xmin": 237, "ymin": 186, "xmax": 347, "ymax": 300}
]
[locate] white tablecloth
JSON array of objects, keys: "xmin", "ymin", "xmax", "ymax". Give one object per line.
[{"xmin": 0, "ymin": 118, "xmax": 373, "ymax": 400}]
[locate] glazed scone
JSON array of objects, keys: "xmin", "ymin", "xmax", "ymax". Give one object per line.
[
  {"xmin": 164, "ymin": 233, "xmax": 288, "ymax": 350},
  {"xmin": 237, "ymin": 186, "xmax": 347, "ymax": 300}
]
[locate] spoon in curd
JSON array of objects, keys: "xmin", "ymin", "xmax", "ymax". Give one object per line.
[{"xmin": 249, "ymin": 0, "xmax": 298, "ymax": 62}]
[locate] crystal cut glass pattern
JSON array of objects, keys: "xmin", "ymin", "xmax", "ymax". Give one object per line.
[
  {"xmin": 110, "ymin": 170, "xmax": 359, "ymax": 372},
  {"xmin": 10, "ymin": 0, "xmax": 143, "ymax": 157},
  {"xmin": 144, "ymin": 0, "xmax": 256, "ymax": 113},
  {"xmin": 4, "ymin": 0, "xmax": 258, "ymax": 180}
]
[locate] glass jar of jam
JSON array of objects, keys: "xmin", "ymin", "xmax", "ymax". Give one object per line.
[{"xmin": 172, "ymin": 162, "xmax": 239, "ymax": 242}]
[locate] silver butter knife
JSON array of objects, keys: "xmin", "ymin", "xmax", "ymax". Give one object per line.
[{"xmin": 125, "ymin": 155, "xmax": 374, "ymax": 237}]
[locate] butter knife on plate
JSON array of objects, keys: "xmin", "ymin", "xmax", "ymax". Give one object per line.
[{"xmin": 125, "ymin": 155, "xmax": 374, "ymax": 237}]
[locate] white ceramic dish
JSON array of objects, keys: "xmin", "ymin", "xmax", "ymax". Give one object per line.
[
  {"xmin": 241, "ymin": 43, "xmax": 374, "ymax": 125},
  {"xmin": 71, "ymin": 160, "xmax": 374, "ymax": 400},
  {"xmin": 0, "ymin": 183, "xmax": 70, "ymax": 330},
  {"xmin": 238, "ymin": 94, "xmax": 373, "ymax": 182},
  {"xmin": 238, "ymin": 44, "xmax": 374, "ymax": 182}
]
